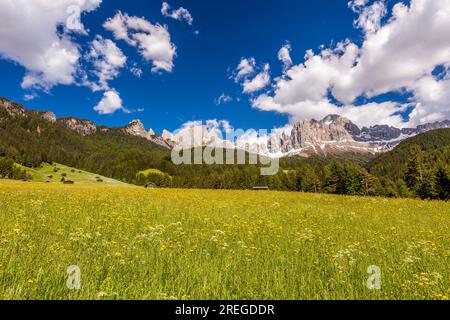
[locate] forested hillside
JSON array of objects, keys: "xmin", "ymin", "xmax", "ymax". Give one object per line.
[
  {"xmin": 368, "ymin": 129, "xmax": 450, "ymax": 179},
  {"xmin": 367, "ymin": 129, "xmax": 450, "ymax": 200},
  {"xmin": 0, "ymin": 104, "xmax": 170, "ymax": 182}
]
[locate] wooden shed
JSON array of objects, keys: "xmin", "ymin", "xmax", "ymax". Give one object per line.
[{"xmin": 252, "ymin": 186, "xmax": 269, "ymax": 191}]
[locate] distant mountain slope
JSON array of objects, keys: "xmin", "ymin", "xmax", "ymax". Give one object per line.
[
  {"xmin": 164, "ymin": 114, "xmax": 450, "ymax": 158},
  {"xmin": 263, "ymin": 115, "xmax": 450, "ymax": 157},
  {"xmin": 368, "ymin": 129, "xmax": 450, "ymax": 179}
]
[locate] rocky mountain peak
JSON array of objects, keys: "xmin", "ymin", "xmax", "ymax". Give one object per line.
[
  {"xmin": 162, "ymin": 129, "xmax": 174, "ymax": 141},
  {"xmin": 124, "ymin": 119, "xmax": 148, "ymax": 138},
  {"xmin": 321, "ymin": 114, "xmax": 346, "ymax": 124},
  {"xmin": 290, "ymin": 115, "xmax": 356, "ymax": 150},
  {"xmin": 265, "ymin": 114, "xmax": 450, "ymax": 157},
  {"xmin": 40, "ymin": 111, "xmax": 57, "ymax": 123},
  {"xmin": 123, "ymin": 120, "xmax": 173, "ymax": 149}
]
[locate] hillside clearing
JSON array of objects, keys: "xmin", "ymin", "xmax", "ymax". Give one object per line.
[
  {"xmin": 17, "ymin": 163, "xmax": 132, "ymax": 187},
  {"xmin": 0, "ymin": 180, "xmax": 448, "ymax": 300}
]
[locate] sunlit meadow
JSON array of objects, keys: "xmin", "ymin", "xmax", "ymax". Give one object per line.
[{"xmin": 0, "ymin": 180, "xmax": 448, "ymax": 300}]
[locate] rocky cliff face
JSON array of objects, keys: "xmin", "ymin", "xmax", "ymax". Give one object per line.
[
  {"xmin": 291, "ymin": 115, "xmax": 355, "ymax": 149},
  {"xmin": 124, "ymin": 120, "xmax": 173, "ymax": 149},
  {"xmin": 124, "ymin": 120, "xmax": 148, "ymax": 138},
  {"xmin": 352, "ymin": 120, "xmax": 450, "ymax": 150},
  {"xmin": 161, "ymin": 114, "xmax": 450, "ymax": 158},
  {"xmin": 404, "ymin": 120, "xmax": 450, "ymax": 136},
  {"xmin": 265, "ymin": 115, "xmax": 377, "ymax": 157},
  {"xmin": 264, "ymin": 115, "xmax": 450, "ymax": 157},
  {"xmin": 162, "ymin": 129, "xmax": 174, "ymax": 141},
  {"xmin": 39, "ymin": 111, "xmax": 57, "ymax": 123},
  {"xmin": 59, "ymin": 118, "xmax": 97, "ymax": 136},
  {"xmin": 0, "ymin": 98, "xmax": 26, "ymax": 118}
]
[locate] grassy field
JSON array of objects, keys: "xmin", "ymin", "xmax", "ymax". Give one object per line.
[
  {"xmin": 17, "ymin": 163, "xmax": 130, "ymax": 187},
  {"xmin": 0, "ymin": 180, "xmax": 448, "ymax": 300}
]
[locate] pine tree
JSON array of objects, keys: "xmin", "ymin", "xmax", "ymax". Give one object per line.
[
  {"xmin": 360, "ymin": 169, "xmax": 378, "ymax": 196},
  {"xmin": 324, "ymin": 161, "xmax": 343, "ymax": 194},
  {"xmin": 435, "ymin": 165, "xmax": 450, "ymax": 201},
  {"xmin": 382, "ymin": 179, "xmax": 398, "ymax": 198},
  {"xmin": 396, "ymin": 179, "xmax": 411, "ymax": 198},
  {"xmin": 405, "ymin": 144, "xmax": 424, "ymax": 193},
  {"xmin": 417, "ymin": 171, "xmax": 437, "ymax": 200}
]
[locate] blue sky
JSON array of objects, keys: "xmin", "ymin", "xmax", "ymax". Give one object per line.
[{"xmin": 0, "ymin": 0, "xmax": 449, "ymax": 133}]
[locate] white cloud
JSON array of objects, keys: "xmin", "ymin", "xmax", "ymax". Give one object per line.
[
  {"xmin": 104, "ymin": 11, "xmax": 177, "ymax": 73},
  {"xmin": 234, "ymin": 58, "xmax": 256, "ymax": 81},
  {"xmin": 161, "ymin": 2, "xmax": 194, "ymax": 26},
  {"xmin": 86, "ymin": 36, "xmax": 127, "ymax": 92},
  {"xmin": 0, "ymin": 0, "xmax": 101, "ymax": 91},
  {"xmin": 278, "ymin": 42, "xmax": 293, "ymax": 71},
  {"xmin": 408, "ymin": 74, "xmax": 450, "ymax": 126},
  {"xmin": 23, "ymin": 93, "xmax": 38, "ymax": 101},
  {"xmin": 215, "ymin": 93, "xmax": 233, "ymax": 106},
  {"xmin": 130, "ymin": 66, "xmax": 143, "ymax": 78},
  {"xmin": 94, "ymin": 89, "xmax": 124, "ymax": 115},
  {"xmin": 348, "ymin": 0, "xmax": 370, "ymax": 13},
  {"xmin": 243, "ymin": 64, "xmax": 271, "ymax": 94},
  {"xmin": 353, "ymin": 1, "xmax": 387, "ymax": 33},
  {"xmin": 251, "ymin": 0, "xmax": 450, "ymax": 127},
  {"xmin": 253, "ymin": 95, "xmax": 406, "ymax": 128},
  {"xmin": 334, "ymin": 0, "xmax": 450, "ymax": 104}
]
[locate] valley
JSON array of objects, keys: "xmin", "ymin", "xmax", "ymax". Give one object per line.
[
  {"xmin": 0, "ymin": 180, "xmax": 448, "ymax": 300},
  {"xmin": 1, "ymin": 97, "xmax": 449, "ymax": 200}
]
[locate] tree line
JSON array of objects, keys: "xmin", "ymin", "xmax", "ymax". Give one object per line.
[
  {"xmin": 137, "ymin": 144, "xmax": 449, "ymax": 201},
  {"xmin": 0, "ymin": 157, "xmax": 30, "ymax": 180}
]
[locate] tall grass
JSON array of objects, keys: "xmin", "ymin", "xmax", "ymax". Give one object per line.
[{"xmin": 0, "ymin": 180, "xmax": 448, "ymax": 300}]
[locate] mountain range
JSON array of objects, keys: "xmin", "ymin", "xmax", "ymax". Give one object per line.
[
  {"xmin": 1, "ymin": 97, "xmax": 449, "ymax": 159},
  {"xmin": 263, "ymin": 115, "xmax": 450, "ymax": 157}
]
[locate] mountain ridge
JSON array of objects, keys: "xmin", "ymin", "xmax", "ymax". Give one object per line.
[{"xmin": 1, "ymin": 97, "xmax": 449, "ymax": 158}]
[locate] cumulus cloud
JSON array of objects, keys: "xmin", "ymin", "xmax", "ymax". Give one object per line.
[
  {"xmin": 409, "ymin": 74, "xmax": 450, "ymax": 125},
  {"xmin": 130, "ymin": 66, "xmax": 143, "ymax": 78},
  {"xmin": 0, "ymin": 0, "xmax": 102, "ymax": 91},
  {"xmin": 93, "ymin": 89, "xmax": 124, "ymax": 115},
  {"xmin": 251, "ymin": 0, "xmax": 450, "ymax": 127},
  {"xmin": 233, "ymin": 58, "xmax": 271, "ymax": 94},
  {"xmin": 234, "ymin": 58, "xmax": 256, "ymax": 81},
  {"xmin": 243, "ymin": 64, "xmax": 271, "ymax": 94},
  {"xmin": 86, "ymin": 36, "xmax": 127, "ymax": 92},
  {"xmin": 353, "ymin": 1, "xmax": 387, "ymax": 33},
  {"xmin": 104, "ymin": 11, "xmax": 177, "ymax": 73},
  {"xmin": 215, "ymin": 93, "xmax": 233, "ymax": 106},
  {"xmin": 161, "ymin": 2, "xmax": 194, "ymax": 26},
  {"xmin": 278, "ymin": 42, "xmax": 293, "ymax": 71},
  {"xmin": 348, "ymin": 0, "xmax": 369, "ymax": 13},
  {"xmin": 334, "ymin": 0, "xmax": 450, "ymax": 105}
]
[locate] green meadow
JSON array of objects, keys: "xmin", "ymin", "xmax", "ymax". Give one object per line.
[
  {"xmin": 0, "ymin": 180, "xmax": 448, "ymax": 300},
  {"xmin": 17, "ymin": 163, "xmax": 130, "ymax": 187}
]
